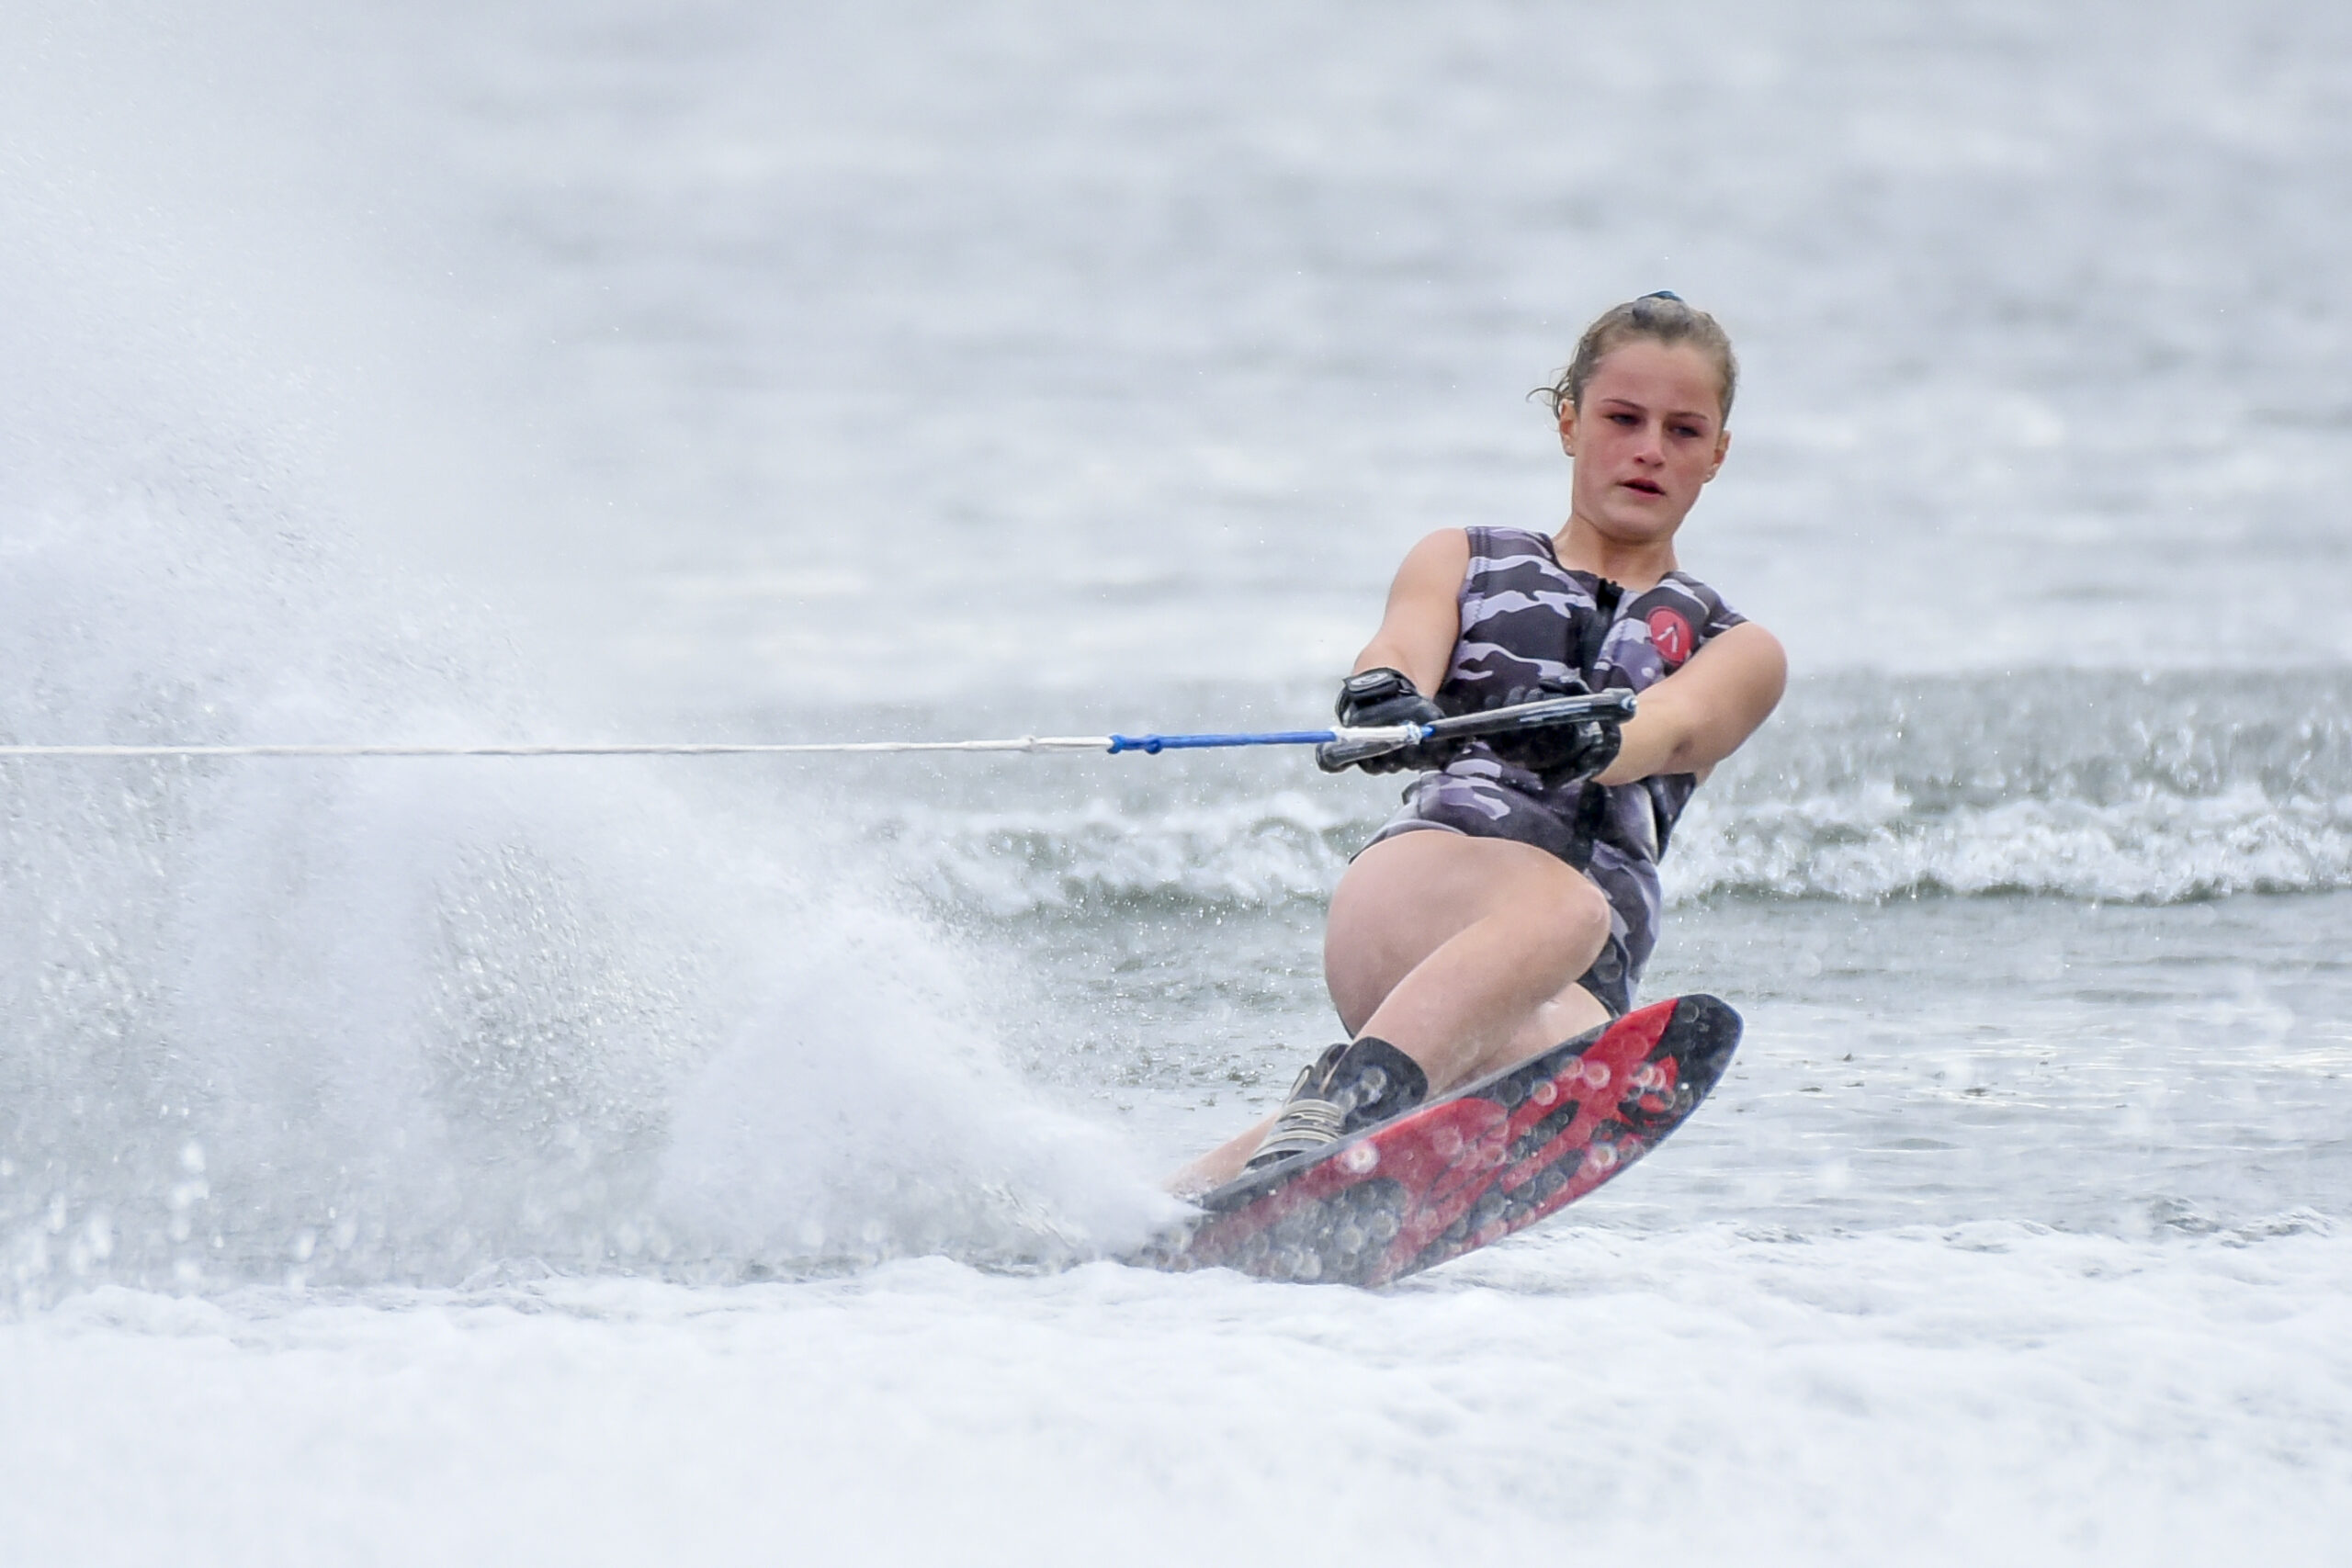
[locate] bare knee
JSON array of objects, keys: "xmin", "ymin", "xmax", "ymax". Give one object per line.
[
  {"xmin": 1538, "ymin": 871, "xmax": 1611, "ymax": 953},
  {"xmin": 1506, "ymin": 866, "xmax": 1611, "ymax": 989}
]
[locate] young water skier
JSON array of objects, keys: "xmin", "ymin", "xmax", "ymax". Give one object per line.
[{"xmin": 1173, "ymin": 293, "xmax": 1785, "ymax": 1194}]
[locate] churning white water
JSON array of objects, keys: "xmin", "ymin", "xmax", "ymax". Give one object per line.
[{"xmin": 5, "ymin": 1, "xmax": 2351, "ymax": 1563}]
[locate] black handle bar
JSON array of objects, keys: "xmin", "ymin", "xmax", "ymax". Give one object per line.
[{"xmin": 1317, "ymin": 689, "xmax": 1637, "ymax": 770}]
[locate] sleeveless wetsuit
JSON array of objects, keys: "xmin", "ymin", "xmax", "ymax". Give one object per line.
[{"xmin": 1365, "ymin": 525, "xmax": 1747, "ymax": 1017}]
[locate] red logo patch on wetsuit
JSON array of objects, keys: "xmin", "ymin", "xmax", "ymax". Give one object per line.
[{"xmin": 1646, "ymin": 607, "xmax": 1694, "ymax": 666}]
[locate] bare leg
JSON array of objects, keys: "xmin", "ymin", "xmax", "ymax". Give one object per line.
[
  {"xmin": 1498, "ymin": 976, "xmax": 1614, "ymax": 1068},
  {"xmin": 1167, "ymin": 830, "xmax": 1612, "ymax": 1193},
  {"xmin": 1324, "ymin": 830, "xmax": 1611, "ymax": 1090}
]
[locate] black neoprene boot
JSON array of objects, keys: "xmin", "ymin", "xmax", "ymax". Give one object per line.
[{"xmin": 1244, "ymin": 1036, "xmax": 1430, "ymax": 1169}]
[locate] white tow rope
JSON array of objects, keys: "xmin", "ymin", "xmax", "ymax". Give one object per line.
[
  {"xmin": 0, "ymin": 728, "xmax": 1427, "ymax": 761},
  {"xmin": 0, "ymin": 693, "xmax": 1633, "ymax": 763}
]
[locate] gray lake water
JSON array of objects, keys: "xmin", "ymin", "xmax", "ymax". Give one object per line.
[{"xmin": 4, "ymin": 2, "xmax": 2350, "ymax": 1563}]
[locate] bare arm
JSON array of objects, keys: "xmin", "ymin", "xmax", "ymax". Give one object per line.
[
  {"xmin": 1350, "ymin": 529, "xmax": 1470, "ymax": 694},
  {"xmin": 1597, "ymin": 621, "xmax": 1786, "ymax": 785}
]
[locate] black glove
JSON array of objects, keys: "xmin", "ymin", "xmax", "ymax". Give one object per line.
[
  {"xmin": 1485, "ymin": 712, "xmax": 1623, "ymax": 783},
  {"xmin": 1317, "ymin": 668, "xmax": 1451, "ymax": 774}
]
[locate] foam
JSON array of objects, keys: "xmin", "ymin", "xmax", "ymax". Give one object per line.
[
  {"xmin": 6, "ymin": 1225, "xmax": 2347, "ymax": 1566},
  {"xmin": 0, "ymin": 499, "xmax": 1168, "ymax": 1302}
]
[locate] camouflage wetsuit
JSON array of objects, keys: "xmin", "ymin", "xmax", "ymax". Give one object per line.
[{"xmin": 1366, "ymin": 525, "xmax": 1747, "ymax": 1017}]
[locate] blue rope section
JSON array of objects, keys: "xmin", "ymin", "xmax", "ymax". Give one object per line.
[{"xmin": 1106, "ymin": 729, "xmax": 1341, "ymax": 754}]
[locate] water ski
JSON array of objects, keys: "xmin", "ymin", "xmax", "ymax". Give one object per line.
[{"xmin": 1149, "ymin": 994, "xmax": 1742, "ymax": 1287}]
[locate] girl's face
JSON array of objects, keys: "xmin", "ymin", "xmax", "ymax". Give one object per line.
[{"xmin": 1557, "ymin": 339, "xmax": 1731, "ymax": 547}]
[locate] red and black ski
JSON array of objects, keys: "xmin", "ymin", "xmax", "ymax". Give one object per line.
[{"xmin": 1156, "ymin": 994, "xmax": 1741, "ymax": 1286}]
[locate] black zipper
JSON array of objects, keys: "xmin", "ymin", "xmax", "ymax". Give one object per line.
[
  {"xmin": 1565, "ymin": 577, "xmax": 1625, "ymax": 871},
  {"xmin": 1577, "ymin": 578, "xmax": 1624, "ymax": 683}
]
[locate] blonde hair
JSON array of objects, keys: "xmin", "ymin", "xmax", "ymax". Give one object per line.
[{"xmin": 1537, "ymin": 292, "xmax": 1737, "ymax": 421}]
